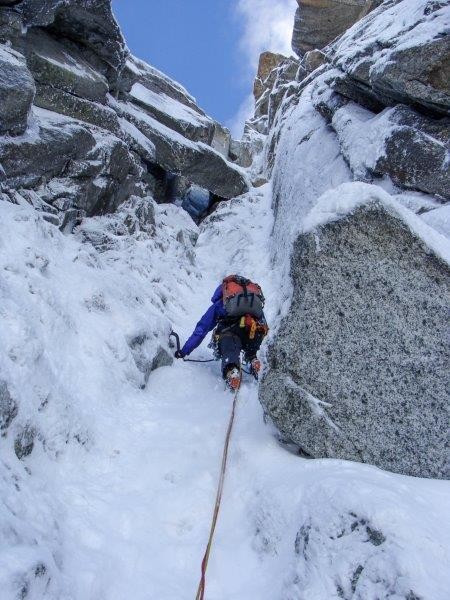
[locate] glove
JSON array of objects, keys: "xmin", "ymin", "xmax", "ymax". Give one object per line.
[{"xmin": 175, "ymin": 350, "xmax": 185, "ymax": 359}]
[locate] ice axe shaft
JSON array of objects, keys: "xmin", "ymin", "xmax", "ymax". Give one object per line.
[
  {"xmin": 169, "ymin": 330, "xmax": 216, "ymax": 364},
  {"xmin": 169, "ymin": 330, "xmax": 181, "ymax": 353}
]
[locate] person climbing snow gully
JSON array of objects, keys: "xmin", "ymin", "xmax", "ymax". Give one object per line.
[{"xmin": 175, "ymin": 275, "xmax": 269, "ymax": 390}]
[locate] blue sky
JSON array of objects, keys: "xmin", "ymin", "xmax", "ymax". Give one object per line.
[{"xmin": 112, "ymin": 0, "xmax": 296, "ymax": 134}]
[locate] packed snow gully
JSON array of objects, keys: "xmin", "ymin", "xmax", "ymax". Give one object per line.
[{"xmin": 1, "ymin": 1, "xmax": 450, "ymax": 599}]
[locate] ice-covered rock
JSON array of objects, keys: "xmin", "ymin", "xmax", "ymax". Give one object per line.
[
  {"xmin": 260, "ymin": 183, "xmax": 450, "ymax": 479},
  {"xmin": 0, "ymin": 380, "xmax": 18, "ymax": 432},
  {"xmin": 253, "ymin": 51, "xmax": 288, "ymax": 102},
  {"xmin": 332, "ymin": 103, "xmax": 450, "ymax": 199},
  {"xmin": 112, "ymin": 99, "xmax": 248, "ymax": 200},
  {"xmin": 129, "ymin": 82, "xmax": 214, "ymax": 144},
  {"xmin": 24, "ymin": 28, "xmax": 109, "ymax": 103},
  {"xmin": 19, "ymin": 0, "xmax": 127, "ymax": 79},
  {"xmin": 119, "ymin": 55, "xmax": 203, "ymax": 114},
  {"xmin": 0, "ymin": 44, "xmax": 35, "ymax": 135},
  {"xmin": 330, "ymin": 0, "xmax": 450, "ymax": 115},
  {"xmin": 0, "ymin": 107, "xmax": 143, "ymax": 216},
  {"xmin": 251, "ymin": 51, "xmax": 299, "ymax": 131}
]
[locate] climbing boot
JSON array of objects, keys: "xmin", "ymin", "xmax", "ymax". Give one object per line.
[
  {"xmin": 226, "ymin": 367, "xmax": 241, "ymax": 391},
  {"xmin": 250, "ymin": 358, "xmax": 261, "ymax": 380}
]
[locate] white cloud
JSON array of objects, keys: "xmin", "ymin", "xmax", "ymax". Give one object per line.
[
  {"xmin": 236, "ymin": 0, "xmax": 297, "ymax": 75},
  {"xmin": 229, "ymin": 0, "xmax": 297, "ymax": 138}
]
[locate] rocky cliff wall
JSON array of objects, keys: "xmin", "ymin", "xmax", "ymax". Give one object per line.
[
  {"xmin": 0, "ymin": 0, "xmax": 250, "ymax": 229},
  {"xmin": 257, "ymin": 0, "xmax": 450, "ymax": 478},
  {"xmin": 291, "ymin": 0, "xmax": 382, "ymax": 57}
]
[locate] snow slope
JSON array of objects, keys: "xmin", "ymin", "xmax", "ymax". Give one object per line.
[{"xmin": 1, "ymin": 185, "xmax": 449, "ymax": 599}]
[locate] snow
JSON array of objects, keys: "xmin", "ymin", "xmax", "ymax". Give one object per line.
[
  {"xmin": 421, "ymin": 203, "xmax": 450, "ymax": 240},
  {"xmin": 331, "ymin": 103, "xmax": 395, "ymax": 179},
  {"xmin": 1, "ymin": 184, "xmax": 450, "ymax": 599},
  {"xmin": 0, "ymin": 44, "xmax": 25, "ymax": 68},
  {"xmin": 1, "ymin": 3, "xmax": 450, "ymax": 593},
  {"xmin": 118, "ymin": 116, "xmax": 156, "ymax": 161},
  {"xmin": 302, "ymin": 182, "xmax": 450, "ymax": 266},
  {"xmin": 331, "ymin": 0, "xmax": 450, "ymax": 72},
  {"xmin": 127, "ymin": 56, "xmax": 198, "ymax": 106},
  {"xmin": 130, "ymin": 83, "xmax": 210, "ymax": 129}
]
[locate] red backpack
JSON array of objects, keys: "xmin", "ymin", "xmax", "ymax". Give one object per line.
[{"xmin": 222, "ymin": 275, "xmax": 265, "ymax": 318}]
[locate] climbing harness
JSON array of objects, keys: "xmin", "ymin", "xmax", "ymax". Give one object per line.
[
  {"xmin": 195, "ymin": 385, "xmax": 240, "ymax": 600},
  {"xmin": 170, "ymin": 330, "xmax": 255, "ymax": 374}
]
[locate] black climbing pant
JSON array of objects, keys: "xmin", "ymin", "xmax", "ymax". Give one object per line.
[{"xmin": 217, "ymin": 325, "xmax": 264, "ymax": 378}]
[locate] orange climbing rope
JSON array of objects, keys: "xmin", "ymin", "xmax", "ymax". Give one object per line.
[{"xmin": 195, "ymin": 387, "xmax": 240, "ymax": 600}]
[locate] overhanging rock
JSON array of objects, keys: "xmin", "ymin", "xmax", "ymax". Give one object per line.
[{"xmin": 112, "ymin": 99, "xmax": 249, "ymax": 199}]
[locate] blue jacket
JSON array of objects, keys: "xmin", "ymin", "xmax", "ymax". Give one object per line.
[{"xmin": 181, "ymin": 285, "xmax": 227, "ymax": 356}]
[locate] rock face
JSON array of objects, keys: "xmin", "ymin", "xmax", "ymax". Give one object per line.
[
  {"xmin": 250, "ymin": 51, "xmax": 299, "ymax": 136},
  {"xmin": 113, "ymin": 99, "xmax": 248, "ymax": 200},
  {"xmin": 19, "ymin": 0, "xmax": 127, "ymax": 78},
  {"xmin": 330, "ymin": 103, "xmax": 450, "ymax": 199},
  {"xmin": 292, "ymin": 0, "xmax": 380, "ymax": 57},
  {"xmin": 0, "ymin": 45, "xmax": 35, "ymax": 134},
  {"xmin": 24, "ymin": 28, "xmax": 109, "ymax": 103},
  {"xmin": 252, "ymin": 0, "xmax": 450, "ymax": 480},
  {"xmin": 253, "ymin": 51, "xmax": 287, "ymax": 101},
  {"xmin": 0, "ymin": 0, "xmax": 248, "ymax": 228},
  {"xmin": 260, "ymin": 190, "xmax": 450, "ymax": 479},
  {"xmin": 0, "ymin": 107, "xmax": 142, "ymax": 215},
  {"xmin": 330, "ymin": 0, "xmax": 450, "ymax": 116}
]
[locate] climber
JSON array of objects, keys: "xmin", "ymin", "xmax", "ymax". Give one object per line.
[{"xmin": 175, "ymin": 275, "xmax": 269, "ymax": 390}]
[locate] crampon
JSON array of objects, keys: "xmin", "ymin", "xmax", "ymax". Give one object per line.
[{"xmin": 226, "ymin": 367, "xmax": 241, "ymax": 391}]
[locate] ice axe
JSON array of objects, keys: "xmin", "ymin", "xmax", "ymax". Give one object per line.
[{"xmin": 169, "ymin": 330, "xmax": 216, "ymax": 364}]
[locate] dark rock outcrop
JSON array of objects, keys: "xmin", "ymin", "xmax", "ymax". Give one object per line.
[
  {"xmin": 292, "ymin": 0, "xmax": 380, "ymax": 57},
  {"xmin": 0, "ymin": 0, "xmax": 249, "ymax": 225},
  {"xmin": 374, "ymin": 107, "xmax": 450, "ymax": 199},
  {"xmin": 34, "ymin": 84, "xmax": 121, "ymax": 133},
  {"xmin": 0, "ymin": 44, "xmax": 35, "ymax": 134},
  {"xmin": 0, "ymin": 380, "xmax": 18, "ymax": 432},
  {"xmin": 0, "ymin": 108, "xmax": 143, "ymax": 216},
  {"xmin": 24, "ymin": 28, "xmax": 109, "ymax": 103},
  {"xmin": 260, "ymin": 192, "xmax": 450, "ymax": 479},
  {"xmin": 331, "ymin": 0, "xmax": 450, "ymax": 116},
  {"xmin": 19, "ymin": 0, "xmax": 127, "ymax": 79},
  {"xmin": 14, "ymin": 424, "xmax": 35, "ymax": 459},
  {"xmin": 113, "ymin": 100, "xmax": 248, "ymax": 199}
]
